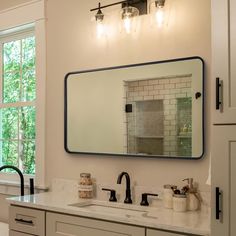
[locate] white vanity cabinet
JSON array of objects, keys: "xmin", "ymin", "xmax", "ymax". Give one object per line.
[
  {"xmin": 46, "ymin": 213, "xmax": 203, "ymax": 236},
  {"xmin": 212, "ymin": 0, "xmax": 236, "ymax": 123},
  {"xmin": 9, "ymin": 205, "xmax": 206, "ymax": 236},
  {"xmin": 46, "ymin": 212, "xmax": 145, "ymax": 236}
]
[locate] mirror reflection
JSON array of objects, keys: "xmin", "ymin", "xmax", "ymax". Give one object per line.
[{"xmin": 65, "ymin": 57, "xmax": 204, "ymax": 159}]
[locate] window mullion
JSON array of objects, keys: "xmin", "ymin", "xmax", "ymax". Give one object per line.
[
  {"xmin": 0, "ymin": 101, "xmax": 35, "ymax": 109},
  {"xmin": 0, "ymin": 42, "xmax": 3, "ymax": 166},
  {"xmin": 0, "ymin": 42, "xmax": 3, "ymax": 103},
  {"xmin": 18, "ymin": 38, "xmax": 23, "ymax": 171}
]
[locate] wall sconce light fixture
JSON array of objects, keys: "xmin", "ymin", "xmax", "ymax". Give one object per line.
[
  {"xmin": 91, "ymin": 0, "xmax": 167, "ymax": 37},
  {"xmin": 121, "ymin": 1, "xmax": 140, "ymax": 34},
  {"xmin": 95, "ymin": 3, "xmax": 105, "ymax": 38},
  {"xmin": 153, "ymin": 0, "xmax": 166, "ymax": 27}
]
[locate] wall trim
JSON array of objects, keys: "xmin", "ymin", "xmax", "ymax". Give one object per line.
[
  {"xmin": 0, "ymin": 0, "xmax": 45, "ymax": 30},
  {"xmin": 0, "ymin": 0, "xmax": 44, "ymax": 14}
]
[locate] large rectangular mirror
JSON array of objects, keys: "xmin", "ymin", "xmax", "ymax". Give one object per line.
[{"xmin": 65, "ymin": 57, "xmax": 204, "ymax": 159}]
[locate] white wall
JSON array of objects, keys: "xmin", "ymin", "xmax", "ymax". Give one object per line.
[
  {"xmin": 0, "ymin": 0, "xmax": 211, "ymax": 222},
  {"xmin": 0, "ymin": 0, "xmax": 31, "ymax": 11},
  {"xmin": 45, "ymin": 0, "xmax": 211, "ymax": 189}
]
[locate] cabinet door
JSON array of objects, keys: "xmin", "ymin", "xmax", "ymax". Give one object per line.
[
  {"xmin": 211, "ymin": 125, "xmax": 236, "ymax": 236},
  {"xmin": 212, "ymin": 0, "xmax": 236, "ymax": 123},
  {"xmin": 46, "ymin": 212, "xmax": 145, "ymax": 236}
]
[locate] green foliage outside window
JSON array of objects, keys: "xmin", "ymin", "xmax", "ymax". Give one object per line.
[{"xmin": 0, "ymin": 36, "xmax": 36, "ymax": 175}]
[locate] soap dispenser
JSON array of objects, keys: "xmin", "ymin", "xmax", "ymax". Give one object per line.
[{"xmin": 182, "ymin": 178, "xmax": 200, "ymax": 211}]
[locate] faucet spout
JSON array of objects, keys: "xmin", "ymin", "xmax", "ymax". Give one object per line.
[
  {"xmin": 0, "ymin": 165, "xmax": 24, "ymax": 196},
  {"xmin": 117, "ymin": 172, "xmax": 132, "ymax": 204}
]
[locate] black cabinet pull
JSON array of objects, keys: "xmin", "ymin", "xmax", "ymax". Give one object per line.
[
  {"xmin": 216, "ymin": 77, "xmax": 222, "ymax": 110},
  {"xmin": 15, "ymin": 218, "xmax": 34, "ymax": 225},
  {"xmin": 216, "ymin": 187, "xmax": 222, "ymax": 220}
]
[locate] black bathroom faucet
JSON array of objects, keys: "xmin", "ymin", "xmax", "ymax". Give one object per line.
[
  {"xmin": 0, "ymin": 165, "xmax": 24, "ymax": 196},
  {"xmin": 117, "ymin": 172, "xmax": 132, "ymax": 204}
]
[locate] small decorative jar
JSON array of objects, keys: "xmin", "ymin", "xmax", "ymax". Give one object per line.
[
  {"xmin": 163, "ymin": 184, "xmax": 177, "ymax": 209},
  {"xmin": 78, "ymin": 173, "xmax": 93, "ymax": 199},
  {"xmin": 173, "ymin": 193, "xmax": 187, "ymax": 212}
]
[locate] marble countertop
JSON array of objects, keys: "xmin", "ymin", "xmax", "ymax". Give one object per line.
[{"xmin": 7, "ymin": 192, "xmax": 210, "ymax": 236}]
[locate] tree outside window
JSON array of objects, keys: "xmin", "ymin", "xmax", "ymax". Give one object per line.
[{"xmin": 0, "ymin": 34, "xmax": 36, "ymax": 175}]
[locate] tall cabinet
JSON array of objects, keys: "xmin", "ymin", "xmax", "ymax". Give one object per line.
[
  {"xmin": 211, "ymin": 0, "xmax": 236, "ymax": 236},
  {"xmin": 212, "ymin": 0, "xmax": 236, "ymax": 123}
]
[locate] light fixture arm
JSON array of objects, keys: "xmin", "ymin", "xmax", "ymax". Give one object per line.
[
  {"xmin": 91, "ymin": 0, "xmax": 129, "ymax": 12},
  {"xmin": 91, "ymin": 0, "xmax": 147, "ymax": 14}
]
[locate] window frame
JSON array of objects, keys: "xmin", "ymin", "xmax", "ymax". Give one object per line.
[
  {"xmin": 0, "ymin": 0, "xmax": 46, "ymax": 189},
  {"xmin": 0, "ymin": 28, "xmax": 36, "ymax": 177}
]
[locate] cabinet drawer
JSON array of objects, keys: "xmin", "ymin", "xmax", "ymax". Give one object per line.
[
  {"xmin": 10, "ymin": 230, "xmax": 36, "ymax": 236},
  {"xmin": 47, "ymin": 212, "xmax": 145, "ymax": 236},
  {"xmin": 147, "ymin": 229, "xmax": 190, "ymax": 236},
  {"xmin": 9, "ymin": 206, "xmax": 45, "ymax": 236}
]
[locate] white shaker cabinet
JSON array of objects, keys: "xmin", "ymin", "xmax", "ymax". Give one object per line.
[
  {"xmin": 9, "ymin": 206, "xmax": 45, "ymax": 236},
  {"xmin": 147, "ymin": 229, "xmax": 188, "ymax": 236},
  {"xmin": 9, "ymin": 205, "xmax": 206, "ymax": 236},
  {"xmin": 212, "ymin": 0, "xmax": 236, "ymax": 123},
  {"xmin": 46, "ymin": 212, "xmax": 145, "ymax": 236},
  {"xmin": 211, "ymin": 1, "xmax": 236, "ymax": 235},
  {"xmin": 211, "ymin": 125, "xmax": 236, "ymax": 236}
]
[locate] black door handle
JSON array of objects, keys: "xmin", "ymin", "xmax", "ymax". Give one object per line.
[
  {"xmin": 216, "ymin": 187, "xmax": 222, "ymax": 220},
  {"xmin": 216, "ymin": 78, "xmax": 222, "ymax": 110}
]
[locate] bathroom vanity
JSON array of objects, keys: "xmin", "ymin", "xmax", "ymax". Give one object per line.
[{"xmin": 7, "ymin": 192, "xmax": 210, "ymax": 236}]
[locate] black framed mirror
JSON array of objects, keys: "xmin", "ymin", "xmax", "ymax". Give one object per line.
[{"xmin": 65, "ymin": 57, "xmax": 204, "ymax": 159}]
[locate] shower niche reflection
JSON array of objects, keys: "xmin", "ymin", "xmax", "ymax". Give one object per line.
[
  {"xmin": 126, "ymin": 99, "xmax": 164, "ymax": 155},
  {"xmin": 125, "ymin": 76, "xmax": 192, "ymax": 156}
]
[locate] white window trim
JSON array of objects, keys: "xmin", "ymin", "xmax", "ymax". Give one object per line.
[{"xmin": 0, "ymin": 0, "xmax": 46, "ymax": 190}]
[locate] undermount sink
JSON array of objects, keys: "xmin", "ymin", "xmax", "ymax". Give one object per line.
[{"xmin": 68, "ymin": 200, "xmax": 157, "ymax": 219}]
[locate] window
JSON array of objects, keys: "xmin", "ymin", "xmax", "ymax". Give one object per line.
[
  {"xmin": 0, "ymin": 30, "xmax": 36, "ymax": 175},
  {"xmin": 0, "ymin": 1, "xmax": 46, "ymax": 189}
]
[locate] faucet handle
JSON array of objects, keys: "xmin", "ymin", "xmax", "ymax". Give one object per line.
[
  {"xmin": 29, "ymin": 178, "xmax": 34, "ymax": 195},
  {"xmin": 102, "ymin": 188, "xmax": 117, "ymax": 202},
  {"xmin": 140, "ymin": 193, "xmax": 158, "ymax": 206}
]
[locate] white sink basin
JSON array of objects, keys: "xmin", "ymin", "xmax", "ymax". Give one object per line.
[{"xmin": 68, "ymin": 200, "xmax": 157, "ymax": 219}]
